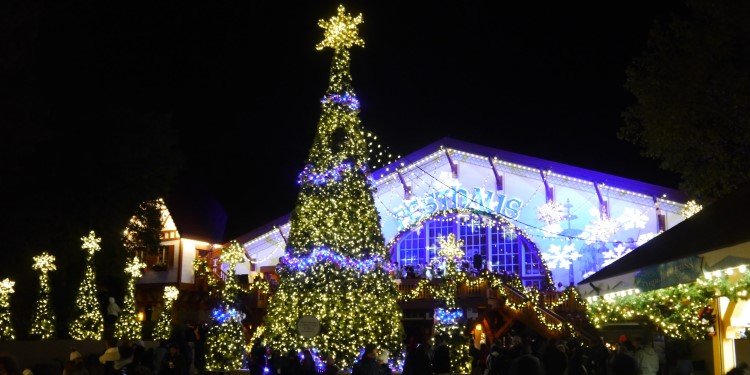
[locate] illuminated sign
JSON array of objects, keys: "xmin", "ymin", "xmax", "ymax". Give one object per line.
[{"xmin": 393, "ymin": 187, "xmax": 523, "ymax": 230}]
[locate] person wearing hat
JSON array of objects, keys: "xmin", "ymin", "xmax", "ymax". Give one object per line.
[
  {"xmin": 63, "ymin": 350, "xmax": 88, "ymax": 375},
  {"xmin": 160, "ymin": 343, "xmax": 186, "ymax": 375}
]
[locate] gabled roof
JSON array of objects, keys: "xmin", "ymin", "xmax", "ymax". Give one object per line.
[
  {"xmin": 580, "ymin": 183, "xmax": 750, "ymax": 284},
  {"xmin": 235, "ymin": 137, "xmax": 685, "ymax": 245}
]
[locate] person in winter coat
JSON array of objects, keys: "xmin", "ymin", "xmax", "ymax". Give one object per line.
[
  {"xmin": 403, "ymin": 344, "xmax": 432, "ymax": 375},
  {"xmin": 633, "ymin": 337, "xmax": 659, "ymax": 375},
  {"xmin": 352, "ymin": 345, "xmax": 382, "ymax": 375}
]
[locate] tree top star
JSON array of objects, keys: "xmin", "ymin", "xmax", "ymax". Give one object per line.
[{"xmin": 316, "ymin": 5, "xmax": 364, "ymax": 51}]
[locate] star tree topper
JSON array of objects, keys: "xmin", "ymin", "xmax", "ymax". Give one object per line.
[
  {"xmin": 0, "ymin": 279, "xmax": 14, "ymax": 296},
  {"xmin": 81, "ymin": 231, "xmax": 102, "ymax": 257},
  {"xmin": 32, "ymin": 252, "xmax": 57, "ymax": 274},
  {"xmin": 438, "ymin": 233, "xmax": 465, "ymax": 259},
  {"xmin": 125, "ymin": 257, "xmax": 146, "ymax": 278},
  {"xmin": 315, "ymin": 5, "xmax": 364, "ymax": 51}
]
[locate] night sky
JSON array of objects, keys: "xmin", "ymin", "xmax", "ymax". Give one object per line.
[{"xmin": 6, "ymin": 1, "xmax": 688, "ymax": 241}]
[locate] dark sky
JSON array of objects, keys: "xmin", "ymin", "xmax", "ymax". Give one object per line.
[{"xmin": 6, "ymin": 1, "xmax": 688, "ymax": 241}]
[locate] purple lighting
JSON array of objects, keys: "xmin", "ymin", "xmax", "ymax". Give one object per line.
[
  {"xmin": 321, "ymin": 92, "xmax": 360, "ymax": 111},
  {"xmin": 280, "ymin": 247, "xmax": 393, "ymax": 273},
  {"xmin": 298, "ymin": 162, "xmax": 368, "ymax": 186}
]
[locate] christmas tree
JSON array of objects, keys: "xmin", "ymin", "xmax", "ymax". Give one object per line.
[
  {"xmin": 30, "ymin": 252, "xmax": 57, "ymax": 339},
  {"xmin": 153, "ymin": 286, "xmax": 179, "ymax": 340},
  {"xmin": 0, "ymin": 278, "xmax": 15, "ymax": 340},
  {"xmin": 205, "ymin": 241, "xmax": 247, "ymax": 371},
  {"xmin": 265, "ymin": 5, "xmax": 403, "ymax": 368},
  {"xmin": 115, "ymin": 256, "xmax": 145, "ymax": 340},
  {"xmin": 69, "ymin": 231, "xmax": 104, "ymax": 340}
]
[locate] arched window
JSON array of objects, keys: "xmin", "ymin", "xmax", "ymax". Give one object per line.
[{"xmin": 393, "ymin": 213, "xmax": 547, "ymax": 287}]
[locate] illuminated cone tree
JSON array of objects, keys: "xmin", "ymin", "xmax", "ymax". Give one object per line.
[
  {"xmin": 0, "ymin": 278, "xmax": 15, "ymax": 340},
  {"xmin": 30, "ymin": 252, "xmax": 57, "ymax": 339},
  {"xmin": 205, "ymin": 241, "xmax": 247, "ymax": 371},
  {"xmin": 153, "ymin": 286, "xmax": 179, "ymax": 340},
  {"xmin": 69, "ymin": 231, "xmax": 105, "ymax": 340},
  {"xmin": 115, "ymin": 256, "xmax": 145, "ymax": 340},
  {"xmin": 430, "ymin": 234, "xmax": 471, "ymax": 374},
  {"xmin": 265, "ymin": 5, "xmax": 403, "ymax": 368}
]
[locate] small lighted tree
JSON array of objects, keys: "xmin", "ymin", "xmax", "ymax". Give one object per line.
[
  {"xmin": 431, "ymin": 234, "xmax": 472, "ymax": 374},
  {"xmin": 69, "ymin": 231, "xmax": 104, "ymax": 340},
  {"xmin": 205, "ymin": 241, "xmax": 247, "ymax": 371},
  {"xmin": 0, "ymin": 278, "xmax": 15, "ymax": 340},
  {"xmin": 115, "ymin": 256, "xmax": 145, "ymax": 340},
  {"xmin": 153, "ymin": 286, "xmax": 179, "ymax": 340},
  {"xmin": 30, "ymin": 252, "xmax": 57, "ymax": 339}
]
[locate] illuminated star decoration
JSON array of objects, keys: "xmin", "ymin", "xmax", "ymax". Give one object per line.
[
  {"xmin": 164, "ymin": 286, "xmax": 179, "ymax": 302},
  {"xmin": 81, "ymin": 231, "xmax": 101, "ymax": 257},
  {"xmin": 32, "ymin": 252, "xmax": 57, "ymax": 274},
  {"xmin": 681, "ymin": 200, "xmax": 703, "ymax": 219},
  {"xmin": 542, "ymin": 244, "xmax": 582, "ymax": 270},
  {"xmin": 124, "ymin": 256, "xmax": 146, "ymax": 278},
  {"xmin": 0, "ymin": 279, "xmax": 14, "ymax": 296},
  {"xmin": 437, "ymin": 233, "xmax": 465, "ymax": 259},
  {"xmin": 315, "ymin": 5, "xmax": 364, "ymax": 51}
]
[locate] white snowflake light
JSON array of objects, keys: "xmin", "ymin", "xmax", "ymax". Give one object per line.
[
  {"xmin": 0, "ymin": 279, "xmax": 14, "ymax": 296},
  {"xmin": 617, "ymin": 208, "xmax": 649, "ymax": 230},
  {"xmin": 602, "ymin": 244, "xmax": 633, "ymax": 267},
  {"xmin": 582, "ymin": 217, "xmax": 619, "ymax": 244},
  {"xmin": 32, "ymin": 252, "xmax": 57, "ymax": 274},
  {"xmin": 537, "ymin": 201, "xmax": 565, "ymax": 224},
  {"xmin": 681, "ymin": 200, "xmax": 703, "ymax": 219},
  {"xmin": 542, "ymin": 244, "xmax": 582, "ymax": 270}
]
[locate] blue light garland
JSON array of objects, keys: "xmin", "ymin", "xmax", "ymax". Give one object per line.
[
  {"xmin": 434, "ymin": 308, "xmax": 463, "ymax": 325},
  {"xmin": 280, "ymin": 247, "xmax": 393, "ymax": 274},
  {"xmin": 211, "ymin": 306, "xmax": 245, "ymax": 324},
  {"xmin": 321, "ymin": 92, "xmax": 360, "ymax": 111},
  {"xmin": 297, "ymin": 161, "xmax": 369, "ymax": 186}
]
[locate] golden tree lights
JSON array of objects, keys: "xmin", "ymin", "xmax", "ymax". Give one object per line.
[
  {"xmin": 30, "ymin": 252, "xmax": 57, "ymax": 339},
  {"xmin": 115, "ymin": 256, "xmax": 145, "ymax": 340},
  {"xmin": 681, "ymin": 200, "xmax": 703, "ymax": 218},
  {"xmin": 205, "ymin": 241, "xmax": 247, "ymax": 371},
  {"xmin": 154, "ymin": 286, "xmax": 179, "ymax": 340},
  {"xmin": 0, "ymin": 278, "xmax": 15, "ymax": 340},
  {"xmin": 265, "ymin": 5, "xmax": 404, "ymax": 369},
  {"xmin": 69, "ymin": 231, "xmax": 104, "ymax": 340}
]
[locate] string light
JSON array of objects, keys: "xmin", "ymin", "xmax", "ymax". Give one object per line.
[
  {"xmin": 0, "ymin": 278, "xmax": 15, "ymax": 340},
  {"xmin": 69, "ymin": 231, "xmax": 104, "ymax": 340},
  {"xmin": 115, "ymin": 256, "xmax": 146, "ymax": 340},
  {"xmin": 681, "ymin": 200, "xmax": 703, "ymax": 218},
  {"xmin": 30, "ymin": 252, "xmax": 57, "ymax": 339},
  {"xmin": 154, "ymin": 286, "xmax": 179, "ymax": 340}
]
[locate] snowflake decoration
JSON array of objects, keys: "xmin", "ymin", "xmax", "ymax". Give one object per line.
[
  {"xmin": 582, "ymin": 217, "xmax": 619, "ymax": 244},
  {"xmin": 437, "ymin": 233, "xmax": 465, "ymax": 259},
  {"xmin": 636, "ymin": 232, "xmax": 660, "ymax": 247},
  {"xmin": 617, "ymin": 208, "xmax": 649, "ymax": 230},
  {"xmin": 124, "ymin": 256, "xmax": 146, "ymax": 278},
  {"xmin": 541, "ymin": 223, "xmax": 564, "ymax": 236},
  {"xmin": 81, "ymin": 231, "xmax": 102, "ymax": 257},
  {"xmin": 163, "ymin": 286, "xmax": 179, "ymax": 302},
  {"xmin": 537, "ymin": 200, "xmax": 565, "ymax": 224},
  {"xmin": 0, "ymin": 279, "xmax": 14, "ymax": 296},
  {"xmin": 582, "ymin": 270, "xmax": 596, "ymax": 279},
  {"xmin": 32, "ymin": 252, "xmax": 57, "ymax": 274},
  {"xmin": 602, "ymin": 244, "xmax": 633, "ymax": 267},
  {"xmin": 542, "ymin": 244, "xmax": 582, "ymax": 270},
  {"xmin": 681, "ymin": 200, "xmax": 703, "ymax": 219}
]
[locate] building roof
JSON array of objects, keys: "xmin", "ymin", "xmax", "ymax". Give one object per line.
[
  {"xmin": 580, "ymin": 183, "xmax": 750, "ymax": 284},
  {"xmin": 235, "ymin": 137, "xmax": 685, "ymax": 245}
]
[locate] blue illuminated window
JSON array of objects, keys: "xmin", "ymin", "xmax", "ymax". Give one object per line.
[
  {"xmin": 458, "ymin": 218, "xmax": 486, "ymax": 265},
  {"xmin": 488, "ymin": 226, "xmax": 520, "ymax": 274}
]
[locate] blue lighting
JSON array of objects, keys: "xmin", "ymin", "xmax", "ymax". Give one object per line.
[
  {"xmin": 211, "ymin": 305, "xmax": 245, "ymax": 324},
  {"xmin": 298, "ymin": 162, "xmax": 368, "ymax": 187},
  {"xmin": 280, "ymin": 247, "xmax": 393, "ymax": 274},
  {"xmin": 321, "ymin": 92, "xmax": 360, "ymax": 111},
  {"xmin": 434, "ymin": 308, "xmax": 463, "ymax": 325}
]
